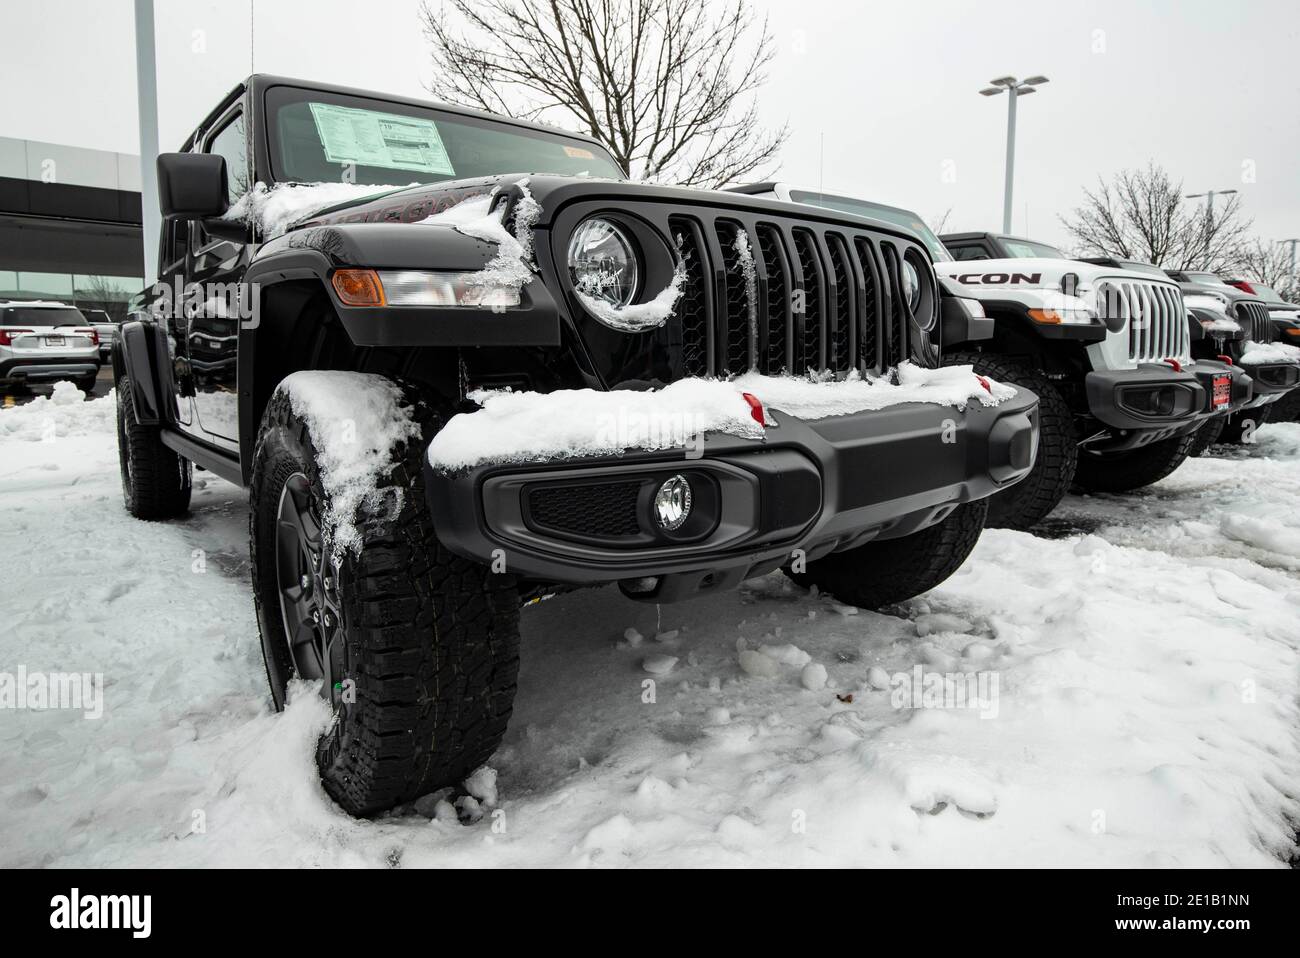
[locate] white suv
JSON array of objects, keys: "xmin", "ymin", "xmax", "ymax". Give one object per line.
[{"xmin": 0, "ymin": 301, "xmax": 102, "ymax": 392}]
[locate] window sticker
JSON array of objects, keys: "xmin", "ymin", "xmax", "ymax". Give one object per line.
[
  {"xmin": 563, "ymin": 145, "xmax": 595, "ymax": 159},
  {"xmin": 308, "ymin": 102, "xmax": 456, "ymax": 175}
]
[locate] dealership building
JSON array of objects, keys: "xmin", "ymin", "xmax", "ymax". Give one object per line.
[{"xmin": 0, "ymin": 136, "xmax": 145, "ymax": 320}]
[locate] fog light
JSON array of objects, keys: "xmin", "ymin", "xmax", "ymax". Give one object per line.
[{"xmin": 653, "ymin": 475, "xmax": 692, "ymax": 531}]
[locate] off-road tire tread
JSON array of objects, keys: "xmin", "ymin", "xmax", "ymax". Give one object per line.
[
  {"xmin": 1218, "ymin": 404, "xmax": 1272, "ymax": 445},
  {"xmin": 944, "ymin": 351, "xmax": 1075, "ymax": 530},
  {"xmin": 1270, "ymin": 388, "xmax": 1300, "ymax": 423},
  {"xmin": 116, "ymin": 375, "xmax": 192, "ymax": 519},
  {"xmin": 1074, "ymin": 431, "xmax": 1196, "ymax": 493},
  {"xmin": 786, "ymin": 499, "xmax": 989, "ymax": 609},
  {"xmin": 1187, "ymin": 415, "xmax": 1226, "ymax": 457},
  {"xmin": 249, "ymin": 382, "xmax": 520, "ymax": 817}
]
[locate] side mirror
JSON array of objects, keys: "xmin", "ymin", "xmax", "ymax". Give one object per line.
[{"xmin": 157, "ymin": 153, "xmax": 228, "ymax": 219}]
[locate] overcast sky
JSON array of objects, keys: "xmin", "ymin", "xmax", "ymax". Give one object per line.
[{"xmin": 3, "ymin": 0, "xmax": 1298, "ymax": 250}]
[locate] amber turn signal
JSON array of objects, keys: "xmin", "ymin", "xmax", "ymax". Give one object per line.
[
  {"xmin": 1027, "ymin": 308, "xmax": 1062, "ymax": 324},
  {"xmin": 331, "ymin": 269, "xmax": 385, "ymax": 306}
]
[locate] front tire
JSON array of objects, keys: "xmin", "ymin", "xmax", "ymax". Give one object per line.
[
  {"xmin": 249, "ymin": 378, "xmax": 520, "ymax": 817},
  {"xmin": 1270, "ymin": 388, "xmax": 1300, "ymax": 423},
  {"xmin": 785, "ymin": 499, "xmax": 989, "ymax": 609},
  {"xmin": 945, "ymin": 352, "xmax": 1076, "ymax": 530},
  {"xmin": 116, "ymin": 376, "xmax": 192, "ymax": 519},
  {"xmin": 1186, "ymin": 415, "xmax": 1226, "ymax": 458},
  {"xmin": 1218, "ymin": 404, "xmax": 1271, "ymax": 445},
  {"xmin": 1073, "ymin": 431, "xmax": 1196, "ymax": 493}
]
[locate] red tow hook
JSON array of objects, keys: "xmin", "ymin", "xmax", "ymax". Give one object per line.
[
  {"xmin": 741, "ymin": 392, "xmax": 766, "ymax": 426},
  {"xmin": 975, "ymin": 374, "xmax": 992, "ymax": 394},
  {"xmin": 1162, "ymin": 358, "xmax": 1182, "ymax": 372},
  {"xmin": 1217, "ymin": 354, "xmax": 1233, "ymax": 365}
]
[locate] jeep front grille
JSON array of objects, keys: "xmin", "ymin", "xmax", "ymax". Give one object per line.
[
  {"xmin": 668, "ymin": 214, "xmax": 907, "ymax": 377},
  {"xmin": 1236, "ymin": 300, "xmax": 1272, "ymax": 343},
  {"xmin": 1098, "ymin": 280, "xmax": 1190, "ymax": 362}
]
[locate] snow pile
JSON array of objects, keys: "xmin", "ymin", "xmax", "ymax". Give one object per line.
[
  {"xmin": 226, "ymin": 182, "xmax": 413, "ymax": 238},
  {"xmin": 0, "ymin": 382, "xmax": 113, "ymax": 441},
  {"xmin": 420, "ymin": 181, "xmax": 540, "ymax": 302},
  {"xmin": 427, "ymin": 364, "xmax": 1014, "ymax": 470},
  {"xmin": 1239, "ymin": 341, "xmax": 1300, "ymax": 365},
  {"xmin": 277, "ymin": 372, "xmax": 422, "ymax": 558}
]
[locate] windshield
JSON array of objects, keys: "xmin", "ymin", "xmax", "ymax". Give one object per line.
[
  {"xmin": 788, "ymin": 190, "xmax": 950, "ymax": 261},
  {"xmin": 266, "ymin": 87, "xmax": 625, "ymax": 186},
  {"xmin": 0, "ymin": 306, "xmax": 87, "ymax": 327},
  {"xmin": 1182, "ymin": 271, "xmax": 1232, "ymax": 287},
  {"xmin": 999, "ymin": 238, "xmax": 1065, "ymax": 258}
]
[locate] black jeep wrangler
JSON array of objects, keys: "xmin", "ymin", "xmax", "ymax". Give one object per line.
[{"xmin": 114, "ymin": 76, "xmax": 1038, "ymax": 816}]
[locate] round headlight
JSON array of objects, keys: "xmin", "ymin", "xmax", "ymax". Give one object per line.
[
  {"xmin": 653, "ymin": 475, "xmax": 692, "ymax": 531},
  {"xmin": 569, "ymin": 218, "xmax": 638, "ymax": 309},
  {"xmin": 902, "ymin": 260, "xmax": 922, "ymax": 314}
]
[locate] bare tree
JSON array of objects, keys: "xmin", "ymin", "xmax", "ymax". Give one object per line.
[
  {"xmin": 1060, "ymin": 163, "xmax": 1252, "ymax": 272},
  {"xmin": 1235, "ymin": 239, "xmax": 1300, "ymax": 301},
  {"xmin": 420, "ymin": 0, "xmax": 787, "ymax": 188}
]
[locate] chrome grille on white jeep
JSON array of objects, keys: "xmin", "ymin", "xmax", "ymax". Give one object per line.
[{"xmin": 1097, "ymin": 280, "xmax": 1190, "ymax": 363}]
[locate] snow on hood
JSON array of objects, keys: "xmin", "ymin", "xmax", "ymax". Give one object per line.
[
  {"xmin": 277, "ymin": 371, "xmax": 423, "ymax": 559},
  {"xmin": 427, "ymin": 364, "xmax": 1015, "ymax": 470},
  {"xmin": 418, "ymin": 181, "xmax": 541, "ymax": 301},
  {"xmin": 1239, "ymin": 341, "xmax": 1300, "ymax": 365},
  {"xmin": 225, "ymin": 182, "xmax": 415, "ymax": 238}
]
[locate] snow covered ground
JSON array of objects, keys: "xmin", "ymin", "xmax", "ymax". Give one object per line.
[{"xmin": 1, "ymin": 386, "xmax": 1297, "ymax": 867}]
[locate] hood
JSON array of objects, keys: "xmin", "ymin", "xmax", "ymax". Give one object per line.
[
  {"xmin": 935, "ymin": 257, "xmax": 1182, "ymax": 306},
  {"xmin": 285, "ymin": 173, "xmax": 931, "ymax": 247},
  {"xmin": 1173, "ymin": 280, "xmax": 1265, "ymax": 309}
]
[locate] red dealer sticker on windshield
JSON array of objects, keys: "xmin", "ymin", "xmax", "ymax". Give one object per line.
[{"xmin": 1212, "ymin": 375, "xmax": 1232, "ymax": 408}]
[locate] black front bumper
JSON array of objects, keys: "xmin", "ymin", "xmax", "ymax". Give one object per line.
[
  {"xmin": 426, "ymin": 390, "xmax": 1039, "ymax": 601},
  {"xmin": 1084, "ymin": 360, "xmax": 1255, "ymax": 438},
  {"xmin": 1239, "ymin": 360, "xmax": 1300, "ymax": 401}
]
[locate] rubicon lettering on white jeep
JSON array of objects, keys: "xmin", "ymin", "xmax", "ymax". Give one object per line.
[{"xmin": 49, "ymin": 888, "xmax": 151, "ymax": 938}]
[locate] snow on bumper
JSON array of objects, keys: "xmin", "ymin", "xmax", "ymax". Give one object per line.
[
  {"xmin": 424, "ymin": 367, "xmax": 1039, "ymax": 595},
  {"xmin": 427, "ymin": 363, "xmax": 1017, "ymax": 470},
  {"xmin": 1238, "ymin": 342, "xmax": 1300, "ymax": 397}
]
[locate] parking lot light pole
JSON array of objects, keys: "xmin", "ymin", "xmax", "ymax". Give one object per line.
[
  {"xmin": 980, "ymin": 75, "xmax": 1048, "ymax": 234},
  {"xmin": 1279, "ymin": 238, "xmax": 1299, "ymax": 286},
  {"xmin": 134, "ymin": 0, "xmax": 160, "ymax": 287},
  {"xmin": 1185, "ymin": 189, "xmax": 1237, "ymax": 230}
]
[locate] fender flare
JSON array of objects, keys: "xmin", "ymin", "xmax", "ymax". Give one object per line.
[{"xmin": 113, "ymin": 320, "xmax": 170, "ymax": 426}]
